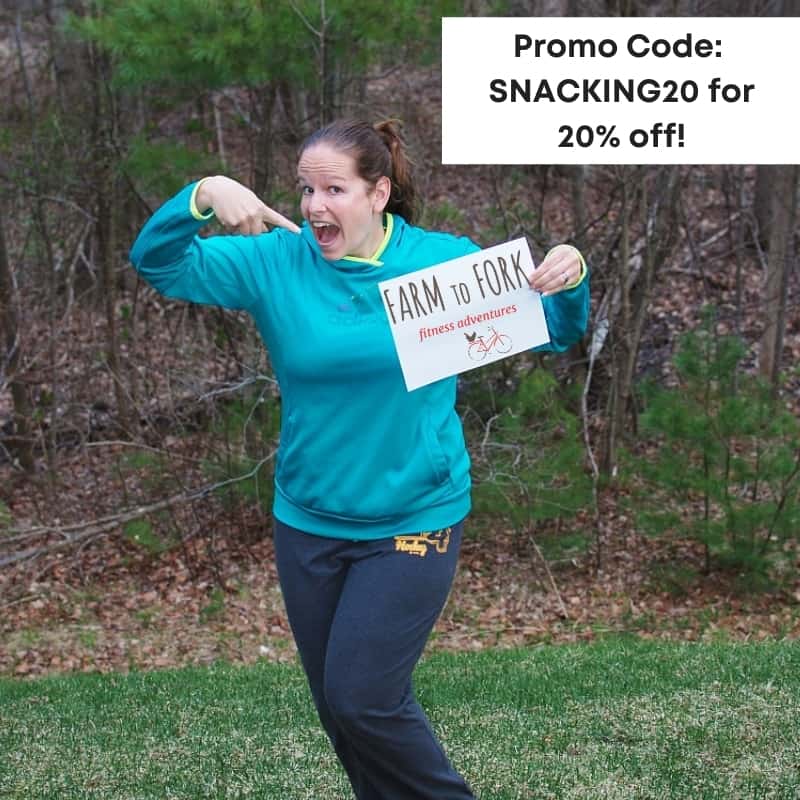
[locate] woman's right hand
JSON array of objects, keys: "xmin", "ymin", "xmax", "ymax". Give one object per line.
[{"xmin": 196, "ymin": 176, "xmax": 301, "ymax": 235}]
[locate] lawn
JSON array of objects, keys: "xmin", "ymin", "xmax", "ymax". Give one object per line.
[{"xmin": 1, "ymin": 638, "xmax": 799, "ymax": 799}]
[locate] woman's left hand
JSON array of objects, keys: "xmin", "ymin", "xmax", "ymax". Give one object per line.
[{"xmin": 528, "ymin": 244, "xmax": 582, "ymax": 296}]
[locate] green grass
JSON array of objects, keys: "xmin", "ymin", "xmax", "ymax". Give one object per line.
[{"xmin": 1, "ymin": 639, "xmax": 799, "ymax": 799}]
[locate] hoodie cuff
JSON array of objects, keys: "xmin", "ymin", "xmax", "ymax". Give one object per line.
[{"xmin": 190, "ymin": 179, "xmax": 215, "ymax": 221}]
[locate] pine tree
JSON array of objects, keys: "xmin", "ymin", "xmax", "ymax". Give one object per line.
[{"xmin": 631, "ymin": 314, "xmax": 800, "ymax": 589}]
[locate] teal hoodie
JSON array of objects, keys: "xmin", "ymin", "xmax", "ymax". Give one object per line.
[{"xmin": 130, "ymin": 182, "xmax": 589, "ymax": 539}]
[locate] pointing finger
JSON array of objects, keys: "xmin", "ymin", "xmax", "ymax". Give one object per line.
[{"xmin": 263, "ymin": 207, "xmax": 300, "ymax": 234}]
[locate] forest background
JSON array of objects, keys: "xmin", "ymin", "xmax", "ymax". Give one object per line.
[{"xmin": 1, "ymin": 0, "xmax": 799, "ymax": 678}]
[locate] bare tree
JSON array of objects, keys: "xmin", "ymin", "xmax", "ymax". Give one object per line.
[
  {"xmin": 14, "ymin": 9, "xmax": 61, "ymax": 478},
  {"xmin": 758, "ymin": 165, "xmax": 798, "ymax": 388},
  {"xmin": 86, "ymin": 35, "xmax": 134, "ymax": 435},
  {"xmin": 288, "ymin": 0, "xmax": 334, "ymax": 127},
  {"xmin": 597, "ymin": 166, "xmax": 683, "ymax": 477},
  {"xmin": 0, "ymin": 205, "xmax": 35, "ymax": 472}
]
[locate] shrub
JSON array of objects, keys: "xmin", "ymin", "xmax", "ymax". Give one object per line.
[
  {"xmin": 469, "ymin": 368, "xmax": 592, "ymax": 540},
  {"xmin": 631, "ymin": 317, "xmax": 800, "ymax": 589}
]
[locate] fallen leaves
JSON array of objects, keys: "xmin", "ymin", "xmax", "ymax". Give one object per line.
[{"xmin": 3, "ymin": 498, "xmax": 800, "ymax": 679}]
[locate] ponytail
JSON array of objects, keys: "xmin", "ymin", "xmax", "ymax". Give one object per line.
[{"xmin": 372, "ymin": 119, "xmax": 420, "ymax": 225}]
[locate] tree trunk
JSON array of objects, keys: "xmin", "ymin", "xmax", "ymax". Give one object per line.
[
  {"xmin": 87, "ymin": 38, "xmax": 133, "ymax": 435},
  {"xmin": 753, "ymin": 165, "xmax": 771, "ymax": 249},
  {"xmin": 212, "ymin": 90, "xmax": 228, "ymax": 170},
  {"xmin": 14, "ymin": 9, "xmax": 60, "ymax": 478},
  {"xmin": 253, "ymin": 84, "xmax": 276, "ymax": 199},
  {"xmin": 567, "ymin": 164, "xmax": 589, "ymax": 390},
  {"xmin": 601, "ymin": 167, "xmax": 633, "ymax": 477},
  {"xmin": 759, "ymin": 164, "xmax": 798, "ymax": 387},
  {"xmin": 601, "ymin": 166, "xmax": 682, "ymax": 477},
  {"xmin": 0, "ymin": 206, "xmax": 35, "ymax": 471}
]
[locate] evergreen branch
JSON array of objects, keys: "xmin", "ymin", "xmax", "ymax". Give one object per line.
[
  {"xmin": 761, "ymin": 446, "xmax": 800, "ymax": 555},
  {"xmin": 286, "ymin": 0, "xmax": 321, "ymax": 39}
]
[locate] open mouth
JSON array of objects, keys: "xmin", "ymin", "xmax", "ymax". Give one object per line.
[{"xmin": 312, "ymin": 221, "xmax": 341, "ymax": 248}]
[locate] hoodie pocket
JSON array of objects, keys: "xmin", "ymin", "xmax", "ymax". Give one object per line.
[{"xmin": 423, "ymin": 413, "xmax": 452, "ymax": 488}]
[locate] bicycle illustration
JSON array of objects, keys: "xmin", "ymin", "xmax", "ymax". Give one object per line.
[{"xmin": 465, "ymin": 326, "xmax": 512, "ymax": 361}]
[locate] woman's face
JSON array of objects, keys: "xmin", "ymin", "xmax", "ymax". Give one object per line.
[{"xmin": 298, "ymin": 142, "xmax": 390, "ymax": 261}]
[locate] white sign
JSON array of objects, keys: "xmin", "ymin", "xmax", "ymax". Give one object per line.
[
  {"xmin": 442, "ymin": 17, "xmax": 800, "ymax": 164},
  {"xmin": 378, "ymin": 238, "xmax": 550, "ymax": 391}
]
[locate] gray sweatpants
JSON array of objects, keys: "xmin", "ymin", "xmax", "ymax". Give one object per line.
[{"xmin": 273, "ymin": 518, "xmax": 476, "ymax": 800}]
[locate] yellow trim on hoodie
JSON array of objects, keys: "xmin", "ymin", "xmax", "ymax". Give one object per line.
[
  {"xmin": 341, "ymin": 213, "xmax": 394, "ymax": 267},
  {"xmin": 190, "ymin": 179, "xmax": 215, "ymax": 221}
]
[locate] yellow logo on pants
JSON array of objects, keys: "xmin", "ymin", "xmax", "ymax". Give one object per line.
[{"xmin": 394, "ymin": 527, "xmax": 451, "ymax": 557}]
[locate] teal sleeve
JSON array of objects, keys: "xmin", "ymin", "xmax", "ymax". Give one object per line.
[
  {"xmin": 129, "ymin": 182, "xmax": 289, "ymax": 313},
  {"xmin": 534, "ymin": 264, "xmax": 590, "ymax": 353}
]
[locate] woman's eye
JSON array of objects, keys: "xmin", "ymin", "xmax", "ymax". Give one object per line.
[
  {"xmin": 329, "ymin": 186, "xmax": 342, "ymax": 194},
  {"xmin": 301, "ymin": 186, "xmax": 312, "ymax": 195}
]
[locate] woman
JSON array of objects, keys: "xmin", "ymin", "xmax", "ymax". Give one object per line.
[{"xmin": 130, "ymin": 119, "xmax": 589, "ymax": 799}]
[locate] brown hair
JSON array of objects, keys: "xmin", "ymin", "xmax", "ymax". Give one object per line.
[{"xmin": 299, "ymin": 119, "xmax": 420, "ymax": 224}]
